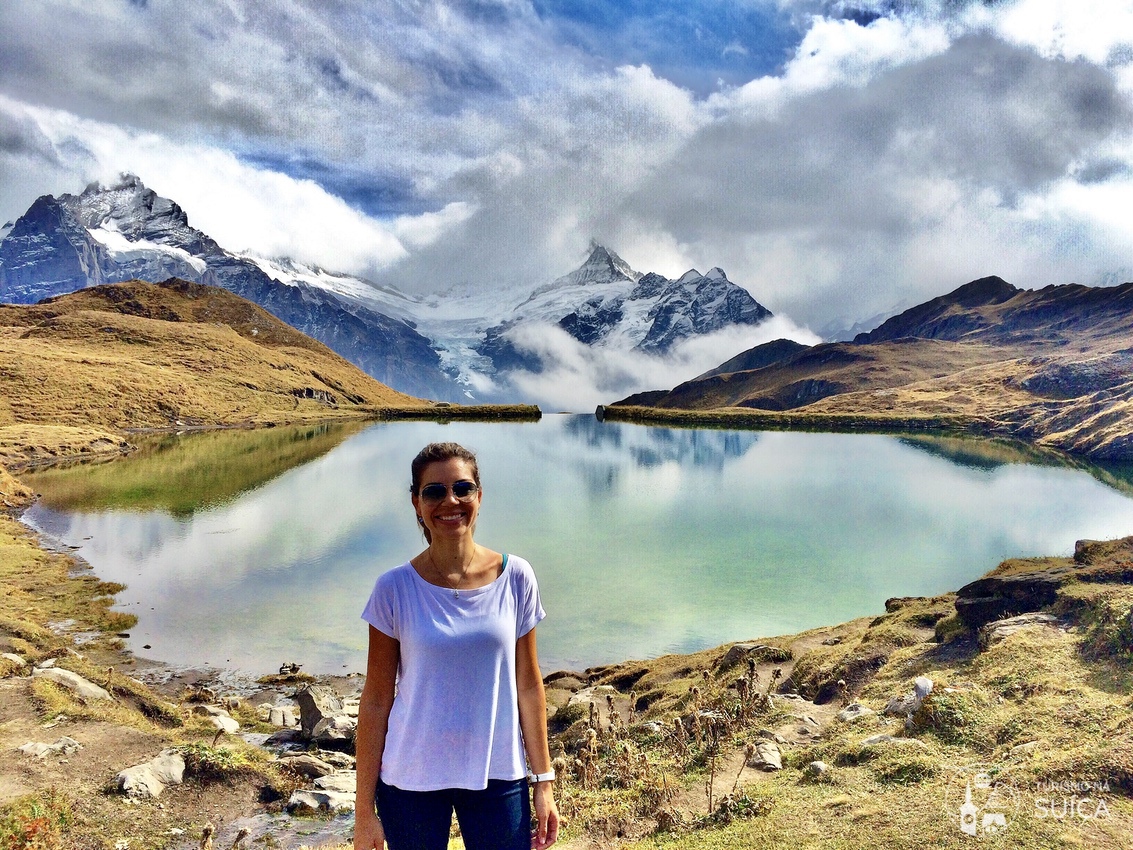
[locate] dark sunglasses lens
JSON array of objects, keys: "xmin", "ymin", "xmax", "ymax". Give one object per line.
[
  {"xmin": 452, "ymin": 482, "xmax": 477, "ymax": 499},
  {"xmin": 420, "ymin": 484, "xmax": 447, "ymax": 501}
]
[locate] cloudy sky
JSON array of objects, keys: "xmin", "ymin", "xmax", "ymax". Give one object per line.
[{"xmin": 2, "ymin": 0, "xmax": 1132, "ymax": 333}]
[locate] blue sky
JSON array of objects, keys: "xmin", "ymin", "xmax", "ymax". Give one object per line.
[
  {"xmin": 1, "ymin": 0, "xmax": 1132, "ymax": 331},
  {"xmin": 531, "ymin": 0, "xmax": 802, "ymax": 93}
]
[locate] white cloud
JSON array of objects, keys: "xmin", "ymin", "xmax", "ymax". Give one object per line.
[
  {"xmin": 2, "ymin": 98, "xmax": 500, "ymax": 277},
  {"xmin": 975, "ymin": 0, "xmax": 1133, "ymax": 65},
  {"xmin": 2, "ymin": 1, "xmax": 1132, "ymax": 338},
  {"xmin": 499, "ymin": 317, "xmax": 822, "ymax": 412}
]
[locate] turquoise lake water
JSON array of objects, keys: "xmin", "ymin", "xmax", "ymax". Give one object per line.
[{"xmin": 22, "ymin": 415, "xmax": 1133, "ymax": 675}]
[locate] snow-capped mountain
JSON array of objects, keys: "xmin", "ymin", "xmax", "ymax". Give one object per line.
[
  {"xmin": 0, "ymin": 176, "xmax": 781, "ymax": 408},
  {"xmin": 477, "ymin": 244, "xmax": 772, "ymax": 374},
  {"xmin": 0, "ymin": 176, "xmax": 459, "ymax": 400}
]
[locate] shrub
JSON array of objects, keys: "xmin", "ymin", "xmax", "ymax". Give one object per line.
[{"xmin": 0, "ymin": 790, "xmax": 72, "ymax": 850}]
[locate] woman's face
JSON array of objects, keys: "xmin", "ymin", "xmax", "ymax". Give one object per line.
[{"xmin": 412, "ymin": 458, "xmax": 482, "ymax": 542}]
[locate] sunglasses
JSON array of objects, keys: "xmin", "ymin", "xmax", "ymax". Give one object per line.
[{"xmin": 419, "ymin": 481, "xmax": 479, "ymax": 503}]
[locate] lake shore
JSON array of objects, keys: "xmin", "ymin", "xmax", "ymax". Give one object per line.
[{"xmin": 4, "ymin": 440, "xmax": 1133, "ymax": 848}]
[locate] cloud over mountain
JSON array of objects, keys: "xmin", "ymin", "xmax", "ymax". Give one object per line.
[{"xmin": 1, "ymin": 0, "xmax": 1131, "ymax": 331}]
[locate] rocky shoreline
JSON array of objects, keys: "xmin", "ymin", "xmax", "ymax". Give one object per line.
[{"xmin": 4, "ymin": 458, "xmax": 1133, "ymax": 848}]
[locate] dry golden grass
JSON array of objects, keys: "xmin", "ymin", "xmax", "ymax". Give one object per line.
[
  {"xmin": 0, "ymin": 279, "xmax": 429, "ymax": 448},
  {"xmin": 563, "ymin": 580, "xmax": 1133, "ymax": 850}
]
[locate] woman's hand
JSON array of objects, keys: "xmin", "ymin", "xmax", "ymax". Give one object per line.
[
  {"xmin": 353, "ymin": 813, "xmax": 386, "ymax": 850},
  {"xmin": 532, "ymin": 781, "xmax": 559, "ymax": 849}
]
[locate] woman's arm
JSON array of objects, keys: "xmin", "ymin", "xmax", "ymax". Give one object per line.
[
  {"xmin": 354, "ymin": 626, "xmax": 399, "ymax": 850},
  {"xmin": 517, "ymin": 628, "xmax": 559, "ymax": 849}
]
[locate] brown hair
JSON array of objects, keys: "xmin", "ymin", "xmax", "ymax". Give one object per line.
[{"xmin": 410, "ymin": 442, "xmax": 481, "ymax": 495}]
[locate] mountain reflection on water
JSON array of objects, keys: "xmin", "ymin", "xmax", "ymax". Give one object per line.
[
  {"xmin": 21, "ymin": 415, "xmax": 1133, "ymax": 674},
  {"xmin": 565, "ymin": 414, "xmax": 755, "ymax": 468}
]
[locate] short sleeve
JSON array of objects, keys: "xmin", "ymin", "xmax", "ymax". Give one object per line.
[
  {"xmin": 361, "ymin": 570, "xmax": 400, "ymax": 639},
  {"xmin": 512, "ymin": 556, "xmax": 546, "ymax": 638}
]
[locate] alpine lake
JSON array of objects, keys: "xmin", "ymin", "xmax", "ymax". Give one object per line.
[{"xmin": 20, "ymin": 415, "xmax": 1133, "ymax": 677}]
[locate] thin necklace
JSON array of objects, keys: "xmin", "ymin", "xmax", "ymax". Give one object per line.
[{"xmin": 428, "ymin": 547, "xmax": 475, "ymax": 598}]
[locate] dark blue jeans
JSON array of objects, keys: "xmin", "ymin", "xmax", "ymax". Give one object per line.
[{"xmin": 376, "ymin": 777, "xmax": 531, "ymax": 850}]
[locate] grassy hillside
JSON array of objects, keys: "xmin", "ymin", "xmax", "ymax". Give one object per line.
[
  {"xmin": 0, "ymin": 278, "xmax": 435, "ymax": 468},
  {"xmin": 613, "ymin": 278, "xmax": 1133, "ymax": 460}
]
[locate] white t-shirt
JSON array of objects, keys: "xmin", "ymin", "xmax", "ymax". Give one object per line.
[{"xmin": 361, "ymin": 553, "xmax": 546, "ymax": 791}]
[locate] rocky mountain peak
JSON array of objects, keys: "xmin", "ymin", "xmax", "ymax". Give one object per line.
[
  {"xmin": 61, "ymin": 173, "xmax": 192, "ymax": 239},
  {"xmin": 579, "ymin": 242, "xmax": 640, "ymax": 284}
]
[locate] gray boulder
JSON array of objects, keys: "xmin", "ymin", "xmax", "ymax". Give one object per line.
[
  {"xmin": 32, "ymin": 667, "xmax": 111, "ymax": 702},
  {"xmin": 269, "ymin": 706, "xmax": 298, "ymax": 728},
  {"xmin": 287, "ymin": 789, "xmax": 356, "ymax": 813},
  {"xmin": 296, "ymin": 685, "xmax": 344, "ymax": 737},
  {"xmin": 980, "ymin": 613, "xmax": 1062, "ymax": 648},
  {"xmin": 747, "ymin": 741, "xmax": 782, "ymax": 771},
  {"xmin": 312, "ymin": 715, "xmax": 357, "ymax": 747},
  {"xmin": 837, "ymin": 703, "xmax": 876, "ymax": 723},
  {"xmin": 18, "ymin": 737, "xmax": 82, "ymax": 759},
  {"xmin": 116, "ymin": 749, "xmax": 186, "ymax": 799},
  {"xmin": 804, "ymin": 761, "xmax": 830, "ymax": 779},
  {"xmin": 209, "ymin": 715, "xmax": 240, "ymax": 735},
  {"xmin": 315, "ymin": 771, "xmax": 357, "ymax": 793},
  {"xmin": 277, "ymin": 754, "xmax": 335, "ymax": 779}
]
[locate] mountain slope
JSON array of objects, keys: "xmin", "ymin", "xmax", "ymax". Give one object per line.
[
  {"xmin": 0, "ymin": 278, "xmax": 428, "ymax": 440},
  {"xmin": 0, "ymin": 177, "xmax": 459, "ymax": 400},
  {"xmin": 477, "ymin": 244, "xmax": 773, "ymax": 374},
  {"xmin": 612, "ymin": 276, "xmax": 1133, "ymax": 459}
]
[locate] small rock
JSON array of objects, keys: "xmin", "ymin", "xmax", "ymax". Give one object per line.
[
  {"xmin": 565, "ymin": 685, "xmax": 617, "ymax": 708},
  {"xmin": 2, "ymin": 652, "xmax": 27, "ymax": 668},
  {"xmin": 192, "ymin": 705, "xmax": 231, "ymax": 718},
  {"xmin": 756, "ymin": 729, "xmax": 788, "ymax": 745},
  {"xmin": 277, "ymin": 754, "xmax": 335, "ymax": 779},
  {"xmin": 719, "ymin": 643, "xmax": 759, "ymax": 669},
  {"xmin": 318, "ymin": 751, "xmax": 357, "ymax": 769},
  {"xmin": 1010, "ymin": 740, "xmax": 1043, "ymax": 756},
  {"xmin": 860, "ymin": 734, "xmax": 929, "ymax": 750},
  {"xmin": 884, "ymin": 694, "xmax": 918, "ymax": 716},
  {"xmin": 263, "ymin": 728, "xmax": 304, "ymax": 746},
  {"xmin": 837, "ymin": 703, "xmax": 876, "ymax": 723},
  {"xmin": 18, "ymin": 737, "xmax": 82, "ymax": 759},
  {"xmin": 747, "ymin": 741, "xmax": 782, "ymax": 771},
  {"xmin": 314, "ymin": 770, "xmax": 357, "ymax": 793},
  {"xmin": 312, "ymin": 714, "xmax": 357, "ymax": 746},
  {"xmin": 914, "ymin": 677, "xmax": 934, "ymax": 702},
  {"xmin": 296, "ymin": 685, "xmax": 344, "ymax": 738},
  {"xmin": 287, "ymin": 789, "xmax": 355, "ymax": 813},
  {"xmin": 269, "ymin": 706, "xmax": 298, "ymax": 728},
  {"xmin": 256, "ymin": 703, "xmax": 273, "ymax": 721},
  {"xmin": 821, "ymin": 637, "xmax": 842, "ymax": 646},
  {"xmin": 209, "ymin": 715, "xmax": 239, "ymax": 735},
  {"xmin": 31, "ymin": 667, "xmax": 111, "ymax": 701},
  {"xmin": 116, "ymin": 750, "xmax": 186, "ymax": 799},
  {"xmin": 804, "ymin": 760, "xmax": 829, "ymax": 778},
  {"xmin": 980, "ymin": 613, "xmax": 1062, "ymax": 648}
]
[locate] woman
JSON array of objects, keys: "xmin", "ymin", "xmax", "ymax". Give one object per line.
[{"xmin": 354, "ymin": 442, "xmax": 560, "ymax": 850}]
